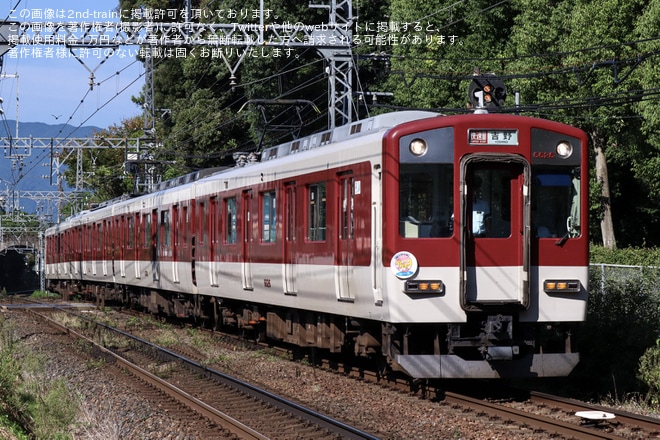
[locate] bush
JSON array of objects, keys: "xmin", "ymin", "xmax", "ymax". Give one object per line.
[
  {"xmin": 639, "ymin": 342, "xmax": 660, "ymax": 406},
  {"xmin": 0, "ymin": 315, "xmax": 77, "ymax": 438},
  {"xmin": 573, "ymin": 269, "xmax": 660, "ymax": 399},
  {"xmin": 590, "ymin": 245, "xmax": 660, "ymax": 266},
  {"xmin": 578, "ymin": 246, "xmax": 660, "ymax": 405},
  {"xmin": 30, "ymin": 291, "xmax": 60, "ymax": 300}
]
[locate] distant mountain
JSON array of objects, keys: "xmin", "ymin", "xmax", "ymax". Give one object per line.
[
  {"xmin": 1, "ymin": 120, "xmax": 101, "ymax": 138},
  {"xmin": 0, "ymin": 120, "xmax": 103, "ymax": 214}
]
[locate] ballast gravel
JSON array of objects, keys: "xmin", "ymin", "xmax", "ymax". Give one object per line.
[{"xmin": 4, "ymin": 307, "xmax": 559, "ymax": 439}]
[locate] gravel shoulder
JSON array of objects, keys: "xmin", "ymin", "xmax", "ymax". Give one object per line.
[{"xmin": 4, "ymin": 307, "xmax": 557, "ymax": 439}]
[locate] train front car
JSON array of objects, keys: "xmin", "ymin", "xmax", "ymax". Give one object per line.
[{"xmin": 381, "ymin": 113, "xmax": 589, "ymax": 379}]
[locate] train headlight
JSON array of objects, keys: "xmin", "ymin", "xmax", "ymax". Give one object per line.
[
  {"xmin": 556, "ymin": 141, "xmax": 573, "ymax": 159},
  {"xmin": 544, "ymin": 279, "xmax": 580, "ymax": 293},
  {"xmin": 409, "ymin": 138, "xmax": 428, "ymax": 157}
]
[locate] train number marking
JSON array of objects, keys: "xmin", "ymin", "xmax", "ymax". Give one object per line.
[{"xmin": 533, "ymin": 151, "xmax": 555, "ymax": 159}]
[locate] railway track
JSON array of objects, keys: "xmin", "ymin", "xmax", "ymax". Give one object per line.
[
  {"xmin": 7, "ymin": 299, "xmax": 660, "ymax": 439},
  {"xmin": 328, "ymin": 361, "xmax": 660, "ymax": 439},
  {"xmin": 25, "ymin": 305, "xmax": 380, "ymax": 440},
  {"xmin": 298, "ymin": 333, "xmax": 660, "ymax": 439},
  {"xmin": 443, "ymin": 390, "xmax": 658, "ymax": 440}
]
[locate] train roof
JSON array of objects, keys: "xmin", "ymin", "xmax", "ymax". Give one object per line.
[
  {"xmin": 259, "ymin": 110, "xmax": 439, "ymax": 163},
  {"xmin": 48, "ymin": 110, "xmax": 441, "ymax": 232}
]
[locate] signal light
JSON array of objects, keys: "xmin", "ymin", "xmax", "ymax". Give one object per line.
[
  {"xmin": 468, "ymin": 74, "xmax": 507, "ymax": 110},
  {"xmin": 482, "ymin": 84, "xmax": 493, "ymax": 102}
]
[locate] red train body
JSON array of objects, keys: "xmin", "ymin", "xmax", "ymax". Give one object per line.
[{"xmin": 46, "ymin": 110, "xmax": 589, "ymax": 379}]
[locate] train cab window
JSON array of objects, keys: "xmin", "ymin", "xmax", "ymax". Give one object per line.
[
  {"xmin": 400, "ymin": 164, "xmax": 453, "ymax": 238},
  {"xmin": 261, "ymin": 190, "xmax": 277, "ymax": 243},
  {"xmin": 225, "ymin": 197, "xmax": 237, "ymax": 244},
  {"xmin": 307, "ymin": 182, "xmax": 327, "ymax": 241},
  {"xmin": 532, "ymin": 167, "xmax": 581, "ymax": 239}
]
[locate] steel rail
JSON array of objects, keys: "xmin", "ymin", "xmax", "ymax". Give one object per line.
[
  {"xmin": 444, "ymin": 391, "xmax": 627, "ymax": 440},
  {"xmin": 30, "ymin": 309, "xmax": 268, "ymax": 440},
  {"xmin": 31, "ymin": 307, "xmax": 380, "ymax": 440},
  {"xmin": 531, "ymin": 391, "xmax": 660, "ymax": 434}
]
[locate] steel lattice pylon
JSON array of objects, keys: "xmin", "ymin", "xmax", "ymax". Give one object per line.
[{"xmin": 1, "ymin": 1, "xmax": 355, "ymax": 202}]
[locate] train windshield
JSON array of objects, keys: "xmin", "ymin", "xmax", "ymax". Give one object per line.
[
  {"xmin": 531, "ymin": 166, "xmax": 581, "ymax": 239},
  {"xmin": 399, "ymin": 163, "xmax": 454, "ymax": 238}
]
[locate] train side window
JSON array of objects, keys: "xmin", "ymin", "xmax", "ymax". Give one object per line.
[
  {"xmin": 340, "ymin": 176, "xmax": 354, "ymax": 239},
  {"xmin": 143, "ymin": 214, "xmax": 151, "ymax": 248},
  {"xmin": 180, "ymin": 205, "xmax": 189, "ymax": 246},
  {"xmin": 161, "ymin": 210, "xmax": 171, "ymax": 247},
  {"xmin": 98, "ymin": 223, "xmax": 103, "ymax": 253},
  {"xmin": 225, "ymin": 197, "xmax": 237, "ymax": 244},
  {"xmin": 399, "ymin": 163, "xmax": 454, "ymax": 238},
  {"xmin": 260, "ymin": 190, "xmax": 277, "ymax": 243},
  {"xmin": 86, "ymin": 225, "xmax": 92, "ymax": 253},
  {"xmin": 199, "ymin": 202, "xmax": 207, "ymax": 245},
  {"xmin": 103, "ymin": 220, "xmax": 110, "ymax": 254},
  {"xmin": 210, "ymin": 197, "xmax": 219, "ymax": 245},
  {"xmin": 172, "ymin": 205, "xmax": 180, "ymax": 247},
  {"xmin": 127, "ymin": 216, "xmax": 134, "ymax": 249},
  {"xmin": 307, "ymin": 182, "xmax": 326, "ymax": 241}
]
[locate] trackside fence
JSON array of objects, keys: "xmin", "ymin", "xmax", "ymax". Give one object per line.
[
  {"xmin": 589, "ymin": 263, "xmax": 660, "ymax": 297},
  {"xmin": 582, "ymin": 263, "xmax": 660, "ymax": 396}
]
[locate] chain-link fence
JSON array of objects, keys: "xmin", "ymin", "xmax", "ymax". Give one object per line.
[
  {"xmin": 582, "ymin": 264, "xmax": 660, "ymax": 396},
  {"xmin": 590, "ymin": 263, "xmax": 660, "ymax": 297}
]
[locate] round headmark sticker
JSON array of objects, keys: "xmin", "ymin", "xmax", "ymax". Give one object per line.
[{"xmin": 390, "ymin": 251, "xmax": 418, "ymax": 279}]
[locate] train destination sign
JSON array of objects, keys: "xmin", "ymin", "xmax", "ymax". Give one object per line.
[{"xmin": 468, "ymin": 129, "xmax": 518, "ymax": 146}]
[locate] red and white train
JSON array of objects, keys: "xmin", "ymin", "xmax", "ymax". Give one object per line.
[{"xmin": 45, "ymin": 109, "xmax": 589, "ymax": 379}]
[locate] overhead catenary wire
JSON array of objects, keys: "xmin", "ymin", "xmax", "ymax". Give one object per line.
[{"xmin": 8, "ymin": 0, "xmax": 658, "ymax": 198}]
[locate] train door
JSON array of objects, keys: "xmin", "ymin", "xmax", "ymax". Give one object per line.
[
  {"xmin": 242, "ymin": 190, "xmax": 254, "ymax": 290},
  {"xmin": 460, "ymin": 154, "xmax": 530, "ymax": 309},
  {"xmin": 152, "ymin": 209, "xmax": 160, "ymax": 282},
  {"xmin": 283, "ymin": 182, "xmax": 297, "ymax": 294},
  {"xmin": 113, "ymin": 217, "xmax": 121, "ymax": 278},
  {"xmin": 187, "ymin": 204, "xmax": 197, "ymax": 289},
  {"xmin": 119, "ymin": 216, "xmax": 127, "ymax": 278},
  {"xmin": 209, "ymin": 197, "xmax": 219, "ymax": 286},
  {"xmin": 94, "ymin": 223, "xmax": 101, "ymax": 276},
  {"xmin": 133, "ymin": 214, "xmax": 141, "ymax": 280},
  {"xmin": 336, "ymin": 173, "xmax": 356, "ymax": 301},
  {"xmin": 172, "ymin": 205, "xmax": 180, "ymax": 284},
  {"xmin": 160, "ymin": 208, "xmax": 173, "ymax": 286},
  {"xmin": 82, "ymin": 225, "xmax": 89, "ymax": 276},
  {"xmin": 102, "ymin": 220, "xmax": 109, "ymax": 276}
]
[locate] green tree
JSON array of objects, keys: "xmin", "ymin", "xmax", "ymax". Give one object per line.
[
  {"xmin": 120, "ymin": 0, "xmax": 339, "ymax": 177},
  {"xmin": 506, "ymin": 0, "xmax": 650, "ymax": 248},
  {"xmin": 629, "ymin": 0, "xmax": 660, "ymax": 242},
  {"xmin": 89, "ymin": 0, "xmax": 660, "ymax": 250},
  {"xmin": 61, "ymin": 116, "xmax": 144, "ymax": 206},
  {"xmin": 385, "ymin": 0, "xmax": 519, "ymax": 112}
]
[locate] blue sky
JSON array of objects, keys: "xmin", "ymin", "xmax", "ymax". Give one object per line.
[{"xmin": 0, "ymin": 0, "xmax": 144, "ymax": 132}]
